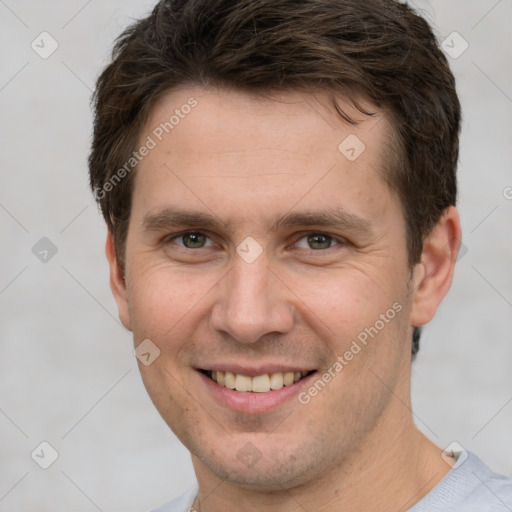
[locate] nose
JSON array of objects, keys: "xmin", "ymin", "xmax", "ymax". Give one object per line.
[{"xmin": 210, "ymin": 254, "xmax": 294, "ymax": 344}]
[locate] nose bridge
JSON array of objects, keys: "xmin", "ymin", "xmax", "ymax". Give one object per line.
[
  {"xmin": 228, "ymin": 255, "xmax": 272, "ymax": 322},
  {"xmin": 211, "ymin": 254, "xmax": 293, "ymax": 343},
  {"xmin": 236, "ymin": 253, "xmax": 269, "ymax": 294}
]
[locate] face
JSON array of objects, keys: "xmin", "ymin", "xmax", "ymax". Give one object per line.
[{"xmin": 112, "ymin": 87, "xmax": 425, "ymax": 490}]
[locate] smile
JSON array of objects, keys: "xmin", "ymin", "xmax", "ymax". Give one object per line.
[{"xmin": 201, "ymin": 370, "xmax": 315, "ymax": 393}]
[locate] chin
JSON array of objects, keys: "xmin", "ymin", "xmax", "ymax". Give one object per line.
[{"xmin": 190, "ymin": 434, "xmax": 334, "ymax": 492}]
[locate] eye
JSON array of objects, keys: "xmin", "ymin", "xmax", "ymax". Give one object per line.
[
  {"xmin": 295, "ymin": 233, "xmax": 341, "ymax": 250},
  {"xmin": 171, "ymin": 231, "xmax": 214, "ymax": 249}
]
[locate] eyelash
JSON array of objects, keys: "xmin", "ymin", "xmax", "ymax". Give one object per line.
[{"xmin": 166, "ymin": 230, "xmax": 347, "ymax": 251}]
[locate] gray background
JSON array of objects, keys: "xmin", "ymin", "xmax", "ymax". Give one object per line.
[{"xmin": 0, "ymin": 1, "xmax": 511, "ymax": 511}]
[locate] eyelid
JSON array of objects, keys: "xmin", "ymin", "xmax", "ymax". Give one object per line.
[
  {"xmin": 166, "ymin": 229, "xmax": 216, "ymax": 248},
  {"xmin": 292, "ymin": 231, "xmax": 348, "ymax": 250},
  {"xmin": 163, "ymin": 229, "xmax": 348, "ymax": 251}
]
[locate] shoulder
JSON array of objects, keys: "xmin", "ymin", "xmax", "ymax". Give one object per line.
[
  {"xmin": 148, "ymin": 486, "xmax": 198, "ymax": 512},
  {"xmin": 462, "ymin": 454, "xmax": 512, "ymax": 511},
  {"xmin": 411, "ymin": 452, "xmax": 512, "ymax": 512}
]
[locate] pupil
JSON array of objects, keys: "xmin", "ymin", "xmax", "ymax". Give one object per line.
[
  {"xmin": 308, "ymin": 234, "xmax": 331, "ymax": 250},
  {"xmin": 184, "ymin": 232, "xmax": 206, "ymax": 248}
]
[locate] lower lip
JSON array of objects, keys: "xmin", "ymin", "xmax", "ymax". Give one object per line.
[{"xmin": 197, "ymin": 371, "xmax": 316, "ymax": 414}]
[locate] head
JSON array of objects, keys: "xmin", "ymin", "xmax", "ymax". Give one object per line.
[{"xmin": 90, "ymin": 0, "xmax": 461, "ymax": 492}]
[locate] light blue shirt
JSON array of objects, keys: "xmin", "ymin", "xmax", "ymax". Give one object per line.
[{"xmin": 150, "ymin": 452, "xmax": 512, "ymax": 511}]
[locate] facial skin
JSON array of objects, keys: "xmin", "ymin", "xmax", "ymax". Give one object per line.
[{"xmin": 107, "ymin": 87, "xmax": 461, "ymax": 511}]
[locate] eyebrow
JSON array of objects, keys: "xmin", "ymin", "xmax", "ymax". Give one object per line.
[
  {"xmin": 142, "ymin": 207, "xmax": 373, "ymax": 236},
  {"xmin": 270, "ymin": 208, "xmax": 372, "ymax": 235},
  {"xmin": 143, "ymin": 208, "xmax": 231, "ymax": 233}
]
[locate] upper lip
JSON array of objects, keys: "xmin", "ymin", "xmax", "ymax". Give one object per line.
[{"xmin": 197, "ymin": 364, "xmax": 316, "ymax": 377}]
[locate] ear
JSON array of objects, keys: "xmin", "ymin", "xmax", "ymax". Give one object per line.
[
  {"xmin": 105, "ymin": 230, "xmax": 132, "ymax": 330},
  {"xmin": 409, "ymin": 206, "xmax": 462, "ymax": 327}
]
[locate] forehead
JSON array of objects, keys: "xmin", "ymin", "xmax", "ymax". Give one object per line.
[
  {"xmin": 132, "ymin": 86, "xmax": 399, "ymax": 229},
  {"xmin": 143, "ymin": 86, "xmax": 390, "ymax": 163}
]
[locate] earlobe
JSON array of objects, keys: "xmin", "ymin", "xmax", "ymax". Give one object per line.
[
  {"xmin": 105, "ymin": 231, "xmax": 132, "ymax": 331},
  {"xmin": 409, "ymin": 207, "xmax": 462, "ymax": 327}
]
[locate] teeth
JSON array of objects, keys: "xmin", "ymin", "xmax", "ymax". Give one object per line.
[
  {"xmin": 225, "ymin": 371, "xmax": 236, "ymax": 390},
  {"xmin": 283, "ymin": 372, "xmax": 294, "ymax": 386},
  {"xmin": 252, "ymin": 374, "xmax": 271, "ymax": 393},
  {"xmin": 207, "ymin": 370, "xmax": 311, "ymax": 393},
  {"xmin": 269, "ymin": 373, "xmax": 284, "ymax": 390},
  {"xmin": 234, "ymin": 374, "xmax": 252, "ymax": 392}
]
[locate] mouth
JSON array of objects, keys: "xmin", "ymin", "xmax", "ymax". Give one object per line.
[{"xmin": 200, "ymin": 369, "xmax": 317, "ymax": 393}]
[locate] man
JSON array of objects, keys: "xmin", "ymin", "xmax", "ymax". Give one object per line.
[{"xmin": 89, "ymin": 0, "xmax": 512, "ymax": 510}]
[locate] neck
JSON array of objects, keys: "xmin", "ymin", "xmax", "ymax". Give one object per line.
[
  {"xmin": 191, "ymin": 375, "xmax": 450, "ymax": 512},
  {"xmin": 192, "ymin": 431, "xmax": 449, "ymax": 511}
]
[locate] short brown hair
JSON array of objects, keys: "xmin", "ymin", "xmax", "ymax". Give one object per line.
[{"xmin": 89, "ymin": 0, "xmax": 461, "ymax": 354}]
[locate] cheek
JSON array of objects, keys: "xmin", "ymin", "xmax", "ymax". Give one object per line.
[
  {"xmin": 289, "ymin": 267, "xmax": 404, "ymax": 333},
  {"xmin": 288, "ymin": 267, "xmax": 412, "ymax": 386},
  {"xmin": 136, "ymin": 361, "xmax": 202, "ymax": 445},
  {"xmin": 126, "ymin": 260, "xmax": 218, "ymax": 339}
]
